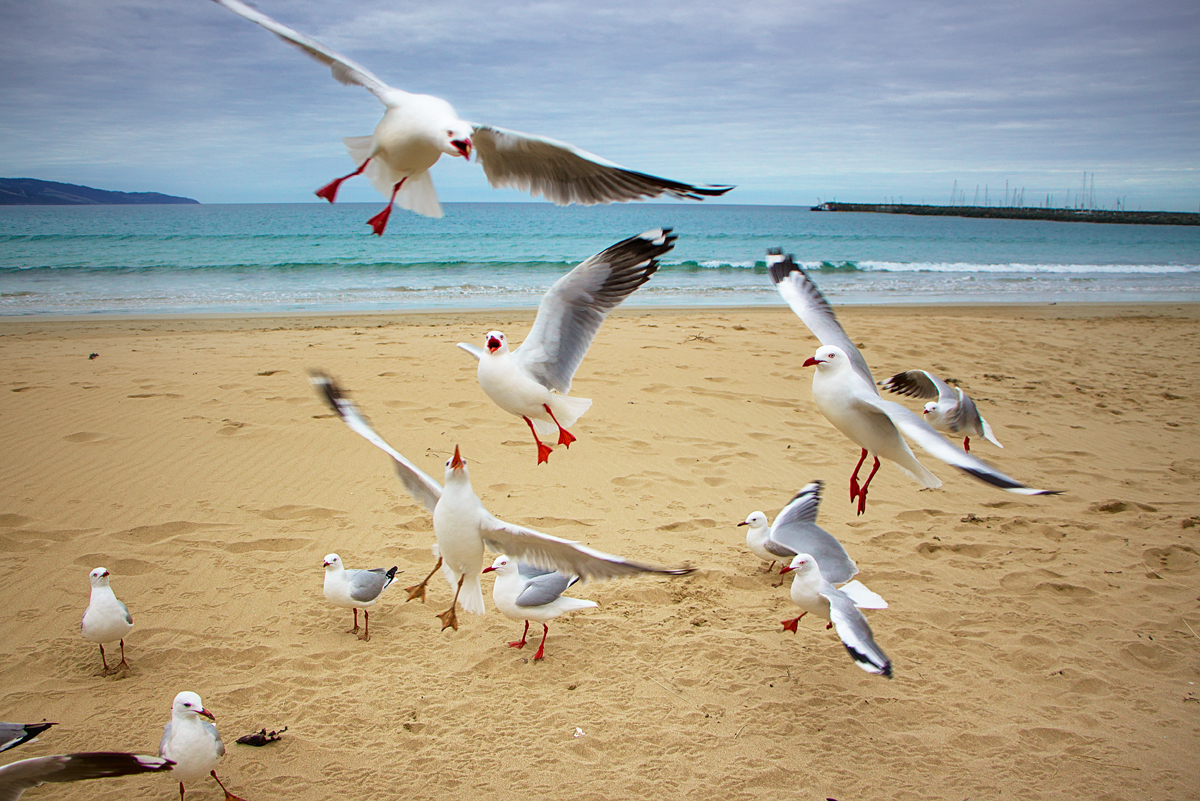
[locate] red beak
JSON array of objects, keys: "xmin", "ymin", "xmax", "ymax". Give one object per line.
[
  {"xmin": 802, "ymin": 357, "xmax": 822, "ymax": 367},
  {"xmin": 780, "ymin": 566, "xmax": 794, "ymax": 574},
  {"xmin": 482, "ymin": 566, "xmax": 496, "ymax": 574},
  {"xmin": 487, "ymin": 337, "xmax": 501, "ymax": 352},
  {"xmin": 198, "ymin": 708, "xmax": 216, "ymax": 722},
  {"xmin": 450, "ymin": 446, "xmax": 464, "ymax": 470},
  {"xmin": 453, "ymin": 139, "xmax": 472, "ymax": 159},
  {"xmin": 736, "ymin": 521, "xmax": 749, "ymax": 527}
]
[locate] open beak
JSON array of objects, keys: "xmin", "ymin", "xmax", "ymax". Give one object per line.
[
  {"xmin": 323, "ymin": 561, "xmax": 331, "ymax": 567},
  {"xmin": 802, "ymin": 357, "xmax": 823, "ymax": 367},
  {"xmin": 450, "ymin": 446, "xmax": 465, "ymax": 470},
  {"xmin": 487, "ymin": 336, "xmax": 501, "ymax": 352},
  {"xmin": 453, "ymin": 139, "xmax": 472, "ymax": 159},
  {"xmin": 198, "ymin": 708, "xmax": 216, "ymax": 722},
  {"xmin": 101, "ymin": 570, "xmax": 110, "ymax": 578}
]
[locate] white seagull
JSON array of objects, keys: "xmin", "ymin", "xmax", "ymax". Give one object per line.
[
  {"xmin": 457, "ymin": 229, "xmax": 675, "ymax": 463},
  {"xmin": 0, "ymin": 752, "xmax": 173, "ymax": 801},
  {"xmin": 738, "ymin": 480, "xmax": 858, "ymax": 586},
  {"xmin": 0, "ymin": 723, "xmax": 56, "ymax": 754},
  {"xmin": 780, "ymin": 553, "xmax": 892, "ymax": 678},
  {"xmin": 159, "ymin": 692, "xmax": 245, "ymax": 801},
  {"xmin": 81, "ymin": 567, "xmax": 134, "ymax": 674},
  {"xmin": 210, "ymin": 0, "xmax": 733, "ymax": 235},
  {"xmin": 768, "ymin": 251, "xmax": 1058, "ymax": 514},
  {"xmin": 322, "ymin": 554, "xmax": 399, "ymax": 642},
  {"xmin": 483, "ymin": 555, "xmax": 597, "ymax": 661},
  {"xmin": 881, "ymin": 369, "xmax": 1003, "ymax": 452},
  {"xmin": 311, "ymin": 372, "xmax": 693, "ymax": 632}
]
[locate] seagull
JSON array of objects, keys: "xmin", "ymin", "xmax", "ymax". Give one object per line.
[
  {"xmin": 768, "ymin": 251, "xmax": 1058, "ymax": 514},
  {"xmin": 483, "ymin": 555, "xmax": 597, "ymax": 661},
  {"xmin": 81, "ymin": 567, "xmax": 134, "ymax": 674},
  {"xmin": 322, "ymin": 554, "xmax": 399, "ymax": 642},
  {"xmin": 0, "ymin": 724, "xmax": 56, "ymax": 754},
  {"xmin": 457, "ymin": 229, "xmax": 675, "ymax": 463},
  {"xmin": 737, "ymin": 480, "xmax": 859, "ymax": 586},
  {"xmin": 159, "ymin": 692, "xmax": 245, "ymax": 801},
  {"xmin": 0, "ymin": 752, "xmax": 173, "ymax": 800},
  {"xmin": 881, "ymin": 370, "xmax": 1003, "ymax": 452},
  {"xmin": 311, "ymin": 372, "xmax": 694, "ymax": 632},
  {"xmin": 209, "ymin": 0, "xmax": 733, "ymax": 235},
  {"xmin": 780, "ymin": 554, "xmax": 892, "ymax": 678}
]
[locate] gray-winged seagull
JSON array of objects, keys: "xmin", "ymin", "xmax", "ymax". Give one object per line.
[
  {"xmin": 738, "ymin": 480, "xmax": 859, "ymax": 586},
  {"xmin": 81, "ymin": 567, "xmax": 134, "ymax": 674},
  {"xmin": 159, "ymin": 692, "xmax": 245, "ymax": 801},
  {"xmin": 881, "ymin": 369, "xmax": 1003, "ymax": 452},
  {"xmin": 483, "ymin": 555, "xmax": 597, "ymax": 660},
  {"xmin": 322, "ymin": 554, "xmax": 399, "ymax": 642},
  {"xmin": 457, "ymin": 229, "xmax": 675, "ymax": 463},
  {"xmin": 310, "ymin": 372, "xmax": 693, "ymax": 632},
  {"xmin": 768, "ymin": 250, "xmax": 1058, "ymax": 514},
  {"xmin": 210, "ymin": 0, "xmax": 733, "ymax": 234}
]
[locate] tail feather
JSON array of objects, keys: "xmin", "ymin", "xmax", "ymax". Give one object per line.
[
  {"xmin": 344, "ymin": 136, "xmax": 444, "ymax": 219},
  {"xmin": 981, "ymin": 418, "xmax": 1003, "ymax": 448},
  {"xmin": 547, "ymin": 393, "xmax": 593, "ymax": 430}
]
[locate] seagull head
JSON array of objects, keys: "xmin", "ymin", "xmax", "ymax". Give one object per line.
[
  {"xmin": 88, "ymin": 567, "xmax": 111, "ymax": 587},
  {"xmin": 447, "ymin": 445, "xmax": 466, "ymax": 473},
  {"xmin": 485, "ymin": 331, "xmax": 507, "ymax": 354},
  {"xmin": 172, "ymin": 691, "xmax": 215, "ymax": 722},
  {"xmin": 323, "ymin": 554, "xmax": 342, "ymax": 571},
  {"xmin": 780, "ymin": 553, "xmax": 814, "ymax": 575},
  {"xmin": 737, "ymin": 511, "xmax": 768, "ymax": 530},
  {"xmin": 802, "ymin": 345, "xmax": 844, "ymax": 369},
  {"xmin": 482, "ymin": 555, "xmax": 512, "ymax": 575},
  {"xmin": 923, "ymin": 401, "xmax": 939, "ymax": 416},
  {"xmin": 444, "ymin": 124, "xmax": 473, "ymax": 160}
]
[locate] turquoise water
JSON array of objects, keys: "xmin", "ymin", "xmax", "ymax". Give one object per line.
[{"xmin": 1, "ymin": 202, "xmax": 1198, "ymax": 315}]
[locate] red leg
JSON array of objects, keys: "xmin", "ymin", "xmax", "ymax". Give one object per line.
[
  {"xmin": 359, "ymin": 610, "xmax": 371, "ymax": 642},
  {"xmin": 508, "ymin": 620, "xmax": 530, "ymax": 649},
  {"xmin": 542, "ymin": 403, "xmax": 576, "ymax": 447},
  {"xmin": 98, "ymin": 643, "xmax": 110, "ymax": 673},
  {"xmin": 405, "ymin": 557, "xmax": 443, "ymax": 603},
  {"xmin": 826, "ymin": 621, "xmax": 834, "ymax": 630},
  {"xmin": 523, "ymin": 416, "xmax": 553, "ymax": 464},
  {"xmin": 348, "ymin": 607, "xmax": 359, "ymax": 634},
  {"xmin": 855, "ymin": 457, "xmax": 882, "ymax": 516},
  {"xmin": 963, "ymin": 436, "xmax": 971, "ymax": 452},
  {"xmin": 315, "ymin": 158, "xmax": 370, "ymax": 203},
  {"xmin": 366, "ymin": 178, "xmax": 407, "ymax": 236},
  {"xmin": 533, "ymin": 623, "xmax": 550, "ymax": 660},
  {"xmin": 849, "ymin": 448, "xmax": 869, "ymax": 501},
  {"xmin": 781, "ymin": 612, "xmax": 806, "ymax": 632},
  {"xmin": 210, "ymin": 770, "xmax": 247, "ymax": 801},
  {"xmin": 179, "ymin": 781, "xmax": 186, "ymax": 801}
]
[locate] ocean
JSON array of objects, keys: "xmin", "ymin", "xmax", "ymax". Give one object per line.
[{"xmin": 1, "ymin": 202, "xmax": 1198, "ymax": 316}]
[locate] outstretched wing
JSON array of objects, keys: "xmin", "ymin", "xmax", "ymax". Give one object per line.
[
  {"xmin": 823, "ymin": 589, "xmax": 892, "ymax": 678},
  {"xmin": 456, "ymin": 342, "xmax": 483, "ymax": 362},
  {"xmin": 0, "ymin": 724, "xmax": 55, "ymax": 755},
  {"xmin": 472, "ymin": 126, "xmax": 733, "ymax": 207},
  {"xmin": 514, "ymin": 229, "xmax": 676, "ymax": 393},
  {"xmin": 211, "ymin": 0, "xmax": 406, "ymax": 107},
  {"xmin": 881, "ymin": 370, "xmax": 954, "ymax": 404},
  {"xmin": 768, "ymin": 481, "xmax": 858, "ymax": 585},
  {"xmin": 768, "ymin": 251, "xmax": 876, "ymax": 389},
  {"xmin": 0, "ymin": 753, "xmax": 173, "ymax": 801},
  {"xmin": 479, "ymin": 516, "xmax": 694, "ymax": 583},
  {"xmin": 310, "ymin": 372, "xmax": 443, "ymax": 513}
]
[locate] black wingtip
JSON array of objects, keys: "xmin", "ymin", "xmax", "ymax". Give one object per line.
[
  {"xmin": 386, "ymin": 566, "xmax": 399, "ymax": 580},
  {"xmin": 766, "ymin": 250, "xmax": 801, "ymax": 285},
  {"xmin": 308, "ymin": 370, "xmax": 341, "ymax": 411}
]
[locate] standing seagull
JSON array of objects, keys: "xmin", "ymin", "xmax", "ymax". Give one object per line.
[
  {"xmin": 0, "ymin": 723, "xmax": 56, "ymax": 754},
  {"xmin": 80, "ymin": 567, "xmax": 134, "ymax": 674},
  {"xmin": 881, "ymin": 370, "xmax": 1003, "ymax": 452},
  {"xmin": 0, "ymin": 752, "xmax": 173, "ymax": 800},
  {"xmin": 780, "ymin": 554, "xmax": 892, "ymax": 678},
  {"xmin": 738, "ymin": 480, "xmax": 858, "ymax": 586},
  {"xmin": 457, "ymin": 229, "xmax": 675, "ymax": 463},
  {"xmin": 483, "ymin": 555, "xmax": 597, "ymax": 661},
  {"xmin": 159, "ymin": 692, "xmax": 245, "ymax": 801},
  {"xmin": 322, "ymin": 554, "xmax": 399, "ymax": 642},
  {"xmin": 311, "ymin": 373, "xmax": 693, "ymax": 632},
  {"xmin": 768, "ymin": 251, "xmax": 1057, "ymax": 514},
  {"xmin": 209, "ymin": 0, "xmax": 733, "ymax": 234}
]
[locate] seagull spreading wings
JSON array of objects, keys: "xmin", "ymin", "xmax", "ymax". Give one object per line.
[
  {"xmin": 311, "ymin": 372, "xmax": 693, "ymax": 632},
  {"xmin": 881, "ymin": 370, "xmax": 1003, "ymax": 451},
  {"xmin": 767, "ymin": 250, "xmax": 1058, "ymax": 514},
  {"xmin": 0, "ymin": 752, "xmax": 173, "ymax": 801},
  {"xmin": 483, "ymin": 556, "xmax": 597, "ymax": 660},
  {"xmin": 457, "ymin": 228, "xmax": 675, "ymax": 463},
  {"xmin": 210, "ymin": 0, "xmax": 733, "ymax": 234},
  {"xmin": 781, "ymin": 554, "xmax": 892, "ymax": 678},
  {"xmin": 739, "ymin": 481, "xmax": 858, "ymax": 585}
]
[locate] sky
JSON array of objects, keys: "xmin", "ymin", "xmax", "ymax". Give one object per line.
[{"xmin": 1, "ymin": 0, "xmax": 1197, "ymax": 211}]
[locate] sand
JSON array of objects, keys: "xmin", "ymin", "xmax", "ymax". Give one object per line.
[{"xmin": 1, "ymin": 303, "xmax": 1198, "ymax": 800}]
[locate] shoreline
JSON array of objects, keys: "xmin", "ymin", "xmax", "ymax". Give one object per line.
[{"xmin": 813, "ymin": 201, "xmax": 1200, "ymax": 226}]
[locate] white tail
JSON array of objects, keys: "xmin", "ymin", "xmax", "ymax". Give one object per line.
[
  {"xmin": 343, "ymin": 137, "xmax": 444, "ymax": 218},
  {"xmin": 547, "ymin": 393, "xmax": 592, "ymax": 430}
]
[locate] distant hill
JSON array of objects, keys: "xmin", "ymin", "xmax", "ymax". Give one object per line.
[{"xmin": 0, "ymin": 178, "xmax": 199, "ymax": 205}]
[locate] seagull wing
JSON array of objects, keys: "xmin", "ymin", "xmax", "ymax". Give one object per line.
[
  {"xmin": 515, "ymin": 569, "xmax": 577, "ymax": 608},
  {"xmin": 823, "ymin": 588, "xmax": 893, "ymax": 678},
  {"xmin": 861, "ymin": 394, "xmax": 1055, "ymax": 495},
  {"xmin": 768, "ymin": 251, "xmax": 876, "ymax": 389},
  {"xmin": 456, "ymin": 342, "xmax": 483, "ymax": 362},
  {"xmin": 310, "ymin": 372, "xmax": 443, "ymax": 513},
  {"xmin": 479, "ymin": 515, "xmax": 694, "ymax": 583},
  {"xmin": 0, "ymin": 724, "xmax": 54, "ymax": 755},
  {"xmin": 768, "ymin": 481, "xmax": 858, "ymax": 585},
  {"xmin": 880, "ymin": 370, "xmax": 954, "ymax": 404},
  {"xmin": 211, "ymin": 0, "xmax": 406, "ymax": 107},
  {"xmin": 347, "ymin": 566, "xmax": 398, "ymax": 603},
  {"xmin": 0, "ymin": 753, "xmax": 174, "ymax": 801},
  {"xmin": 514, "ymin": 229, "xmax": 676, "ymax": 393},
  {"xmin": 471, "ymin": 126, "xmax": 733, "ymax": 207}
]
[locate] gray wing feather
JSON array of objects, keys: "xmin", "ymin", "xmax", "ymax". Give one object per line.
[
  {"xmin": 0, "ymin": 753, "xmax": 174, "ymax": 801},
  {"xmin": 881, "ymin": 370, "xmax": 952, "ymax": 403},
  {"xmin": 347, "ymin": 567, "xmax": 398, "ymax": 603},
  {"xmin": 158, "ymin": 723, "xmax": 170, "ymax": 759},
  {"xmin": 480, "ymin": 516, "xmax": 694, "ymax": 583},
  {"xmin": 768, "ymin": 482, "xmax": 858, "ymax": 585},
  {"xmin": 471, "ymin": 127, "xmax": 732, "ymax": 207},
  {"xmin": 515, "ymin": 570, "xmax": 577, "ymax": 608},
  {"xmin": 0, "ymin": 724, "xmax": 54, "ymax": 754},
  {"xmin": 310, "ymin": 372, "xmax": 443, "ymax": 514},
  {"xmin": 824, "ymin": 589, "xmax": 892, "ymax": 678},
  {"xmin": 514, "ymin": 229, "xmax": 676, "ymax": 393},
  {"xmin": 117, "ymin": 600, "xmax": 132, "ymax": 626},
  {"xmin": 203, "ymin": 722, "xmax": 224, "ymax": 758},
  {"xmin": 768, "ymin": 252, "xmax": 876, "ymax": 389}
]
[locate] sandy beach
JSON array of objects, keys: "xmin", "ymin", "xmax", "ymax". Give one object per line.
[{"xmin": 1, "ymin": 303, "xmax": 1198, "ymax": 800}]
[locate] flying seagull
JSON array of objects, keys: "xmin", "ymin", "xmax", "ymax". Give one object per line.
[
  {"xmin": 457, "ymin": 228, "xmax": 675, "ymax": 463},
  {"xmin": 310, "ymin": 372, "xmax": 693, "ymax": 632},
  {"xmin": 210, "ymin": 0, "xmax": 733, "ymax": 234},
  {"xmin": 768, "ymin": 250, "xmax": 1058, "ymax": 514},
  {"xmin": 881, "ymin": 369, "xmax": 1003, "ymax": 451},
  {"xmin": 738, "ymin": 480, "xmax": 858, "ymax": 586}
]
